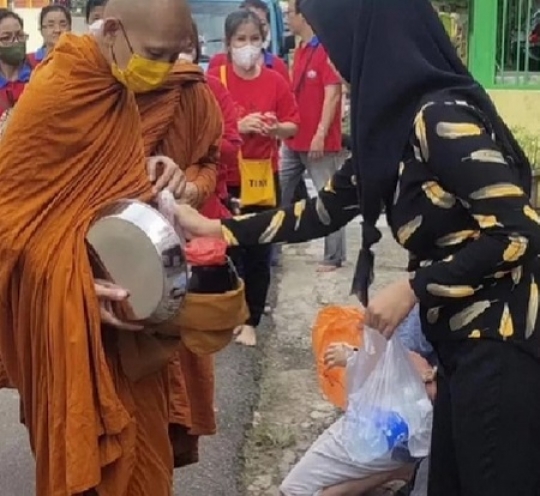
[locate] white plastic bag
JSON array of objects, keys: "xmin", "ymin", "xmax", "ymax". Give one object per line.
[
  {"xmin": 156, "ymin": 190, "xmax": 187, "ymax": 245},
  {"xmin": 341, "ymin": 328, "xmax": 433, "ymax": 464},
  {"xmin": 156, "ymin": 189, "xmax": 177, "ymax": 226}
]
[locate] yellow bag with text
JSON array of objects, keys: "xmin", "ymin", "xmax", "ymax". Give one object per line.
[{"xmin": 238, "ymin": 154, "xmax": 277, "ymax": 207}]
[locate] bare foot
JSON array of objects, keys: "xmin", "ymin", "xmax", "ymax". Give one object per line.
[
  {"xmin": 233, "ymin": 325, "xmax": 257, "ymax": 346},
  {"xmin": 316, "ymin": 264, "xmax": 340, "ymax": 273}
]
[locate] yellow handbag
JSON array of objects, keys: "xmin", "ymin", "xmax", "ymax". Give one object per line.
[
  {"xmin": 238, "ymin": 153, "xmax": 277, "ymax": 207},
  {"xmin": 219, "ymin": 65, "xmax": 277, "ymax": 208}
]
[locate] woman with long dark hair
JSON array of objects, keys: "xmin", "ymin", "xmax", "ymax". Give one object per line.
[{"xmin": 175, "ymin": 1, "xmax": 540, "ymax": 493}]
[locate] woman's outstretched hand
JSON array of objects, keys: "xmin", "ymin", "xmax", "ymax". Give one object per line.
[{"xmin": 174, "ymin": 203, "xmax": 223, "ymax": 239}]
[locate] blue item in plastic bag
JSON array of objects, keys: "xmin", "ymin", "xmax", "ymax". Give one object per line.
[
  {"xmin": 378, "ymin": 408, "xmax": 409, "ymax": 449},
  {"xmin": 343, "ymin": 406, "xmax": 409, "ymax": 462},
  {"xmin": 342, "ymin": 329, "xmax": 433, "ymax": 464}
]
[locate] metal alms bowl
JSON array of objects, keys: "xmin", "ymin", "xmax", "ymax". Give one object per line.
[{"xmin": 86, "ymin": 199, "xmax": 190, "ymax": 325}]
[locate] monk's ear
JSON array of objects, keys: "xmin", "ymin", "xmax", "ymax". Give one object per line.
[{"xmin": 101, "ymin": 18, "xmax": 121, "ymax": 45}]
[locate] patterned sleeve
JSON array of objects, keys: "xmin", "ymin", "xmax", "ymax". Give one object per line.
[
  {"xmin": 410, "ymin": 102, "xmax": 540, "ymax": 307},
  {"xmin": 220, "ymin": 158, "xmax": 360, "ymax": 246}
]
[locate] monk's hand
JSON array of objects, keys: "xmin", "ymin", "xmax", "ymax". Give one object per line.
[
  {"xmin": 147, "ymin": 155, "xmax": 186, "ymax": 198},
  {"xmin": 179, "ymin": 182, "xmax": 199, "ymax": 207},
  {"xmin": 174, "ymin": 203, "xmax": 222, "ymax": 239},
  {"xmin": 94, "ymin": 280, "xmax": 143, "ymax": 331}
]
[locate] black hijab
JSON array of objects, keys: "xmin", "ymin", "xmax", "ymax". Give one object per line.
[{"xmin": 299, "ymin": 0, "xmax": 531, "ymax": 305}]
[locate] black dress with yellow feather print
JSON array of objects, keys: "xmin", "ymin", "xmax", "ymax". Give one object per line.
[{"xmin": 222, "ymin": 99, "xmax": 540, "ymax": 356}]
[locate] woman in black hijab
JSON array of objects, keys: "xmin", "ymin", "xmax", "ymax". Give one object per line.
[{"xmin": 175, "ymin": 0, "xmax": 540, "ymax": 493}]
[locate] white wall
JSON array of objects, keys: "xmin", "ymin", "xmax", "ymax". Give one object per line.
[{"xmin": 16, "ymin": 8, "xmax": 87, "ymax": 52}]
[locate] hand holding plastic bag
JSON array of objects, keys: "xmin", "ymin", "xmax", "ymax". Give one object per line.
[{"xmin": 341, "ymin": 328, "xmax": 433, "ymax": 464}]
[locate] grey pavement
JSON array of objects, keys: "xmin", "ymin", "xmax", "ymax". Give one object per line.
[{"xmin": 0, "ymin": 314, "xmax": 273, "ymax": 496}]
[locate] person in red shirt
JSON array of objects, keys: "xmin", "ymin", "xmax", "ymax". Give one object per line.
[
  {"xmin": 28, "ymin": 5, "xmax": 72, "ymax": 67},
  {"xmin": 202, "ymin": 76, "xmax": 242, "ymax": 219},
  {"xmin": 0, "ymin": 9, "xmax": 34, "ymax": 123},
  {"xmin": 280, "ymin": 0, "xmax": 346, "ymax": 272},
  {"xmin": 182, "ymin": 20, "xmax": 242, "ymax": 220},
  {"xmin": 208, "ymin": 9, "xmax": 299, "ymax": 347},
  {"xmin": 208, "ymin": 0, "xmax": 290, "ymax": 84}
]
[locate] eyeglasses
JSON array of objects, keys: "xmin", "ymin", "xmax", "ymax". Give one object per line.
[
  {"xmin": 0, "ymin": 33, "xmax": 29, "ymax": 45},
  {"xmin": 41, "ymin": 22, "xmax": 70, "ymax": 31}
]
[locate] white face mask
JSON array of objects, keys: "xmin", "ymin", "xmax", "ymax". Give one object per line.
[
  {"xmin": 89, "ymin": 19, "xmax": 104, "ymax": 35},
  {"xmin": 262, "ymin": 34, "xmax": 271, "ymax": 50},
  {"xmin": 231, "ymin": 44, "xmax": 261, "ymax": 70}
]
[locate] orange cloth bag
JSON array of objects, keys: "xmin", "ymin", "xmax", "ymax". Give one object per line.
[
  {"xmin": 156, "ymin": 237, "xmax": 249, "ymax": 355},
  {"xmin": 312, "ymin": 306, "xmax": 364, "ymax": 409}
]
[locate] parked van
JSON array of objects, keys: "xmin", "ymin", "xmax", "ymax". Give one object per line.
[{"xmin": 189, "ymin": 0, "xmax": 290, "ymax": 70}]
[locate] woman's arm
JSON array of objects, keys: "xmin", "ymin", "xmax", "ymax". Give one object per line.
[
  {"xmin": 176, "ymin": 157, "xmax": 361, "ymax": 245},
  {"xmin": 274, "ymin": 121, "xmax": 297, "ymax": 140},
  {"xmin": 409, "ymin": 101, "xmax": 540, "ymax": 307},
  {"xmin": 222, "ymin": 157, "xmax": 359, "ymax": 245}
]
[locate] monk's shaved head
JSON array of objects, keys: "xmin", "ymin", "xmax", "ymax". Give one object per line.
[
  {"xmin": 103, "ymin": 0, "xmax": 188, "ymax": 25},
  {"xmin": 96, "ymin": 0, "xmax": 192, "ymax": 74}
]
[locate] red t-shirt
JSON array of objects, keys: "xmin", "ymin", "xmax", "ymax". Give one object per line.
[
  {"xmin": 208, "ymin": 64, "xmax": 299, "ymax": 187},
  {"xmin": 208, "ymin": 51, "xmax": 290, "ymax": 84},
  {"xmin": 287, "ymin": 38, "xmax": 342, "ymax": 153},
  {"xmin": 199, "ymin": 74, "xmax": 241, "ymax": 219}
]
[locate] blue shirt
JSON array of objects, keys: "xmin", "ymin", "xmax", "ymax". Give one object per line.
[
  {"xmin": 262, "ymin": 49, "xmax": 274, "ymax": 68},
  {"xmin": 396, "ymin": 305, "xmax": 436, "ymax": 364},
  {"xmin": 0, "ymin": 62, "xmax": 32, "ymax": 90},
  {"xmin": 34, "ymin": 46, "xmax": 47, "ymax": 63}
]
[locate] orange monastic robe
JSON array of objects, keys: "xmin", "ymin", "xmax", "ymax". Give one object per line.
[
  {"xmin": 137, "ymin": 63, "xmax": 223, "ymax": 467},
  {"xmin": 137, "ymin": 62, "xmax": 221, "ymax": 204},
  {"xmin": 0, "ymin": 34, "xmax": 174, "ymax": 496}
]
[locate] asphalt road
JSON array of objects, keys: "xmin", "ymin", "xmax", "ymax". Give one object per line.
[{"xmin": 0, "ymin": 306, "xmax": 272, "ymax": 496}]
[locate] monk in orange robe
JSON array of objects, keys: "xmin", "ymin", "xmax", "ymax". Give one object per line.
[
  {"xmin": 137, "ymin": 62, "xmax": 223, "ymax": 468},
  {"xmin": 0, "ymin": 0, "xmax": 195, "ymax": 494}
]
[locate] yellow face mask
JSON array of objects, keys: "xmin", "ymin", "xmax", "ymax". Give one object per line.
[
  {"xmin": 110, "ymin": 22, "xmax": 174, "ymax": 93},
  {"xmin": 112, "ymin": 54, "xmax": 173, "ymax": 93}
]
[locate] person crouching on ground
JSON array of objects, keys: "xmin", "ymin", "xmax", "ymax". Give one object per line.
[{"xmin": 279, "ymin": 306, "xmax": 436, "ymax": 496}]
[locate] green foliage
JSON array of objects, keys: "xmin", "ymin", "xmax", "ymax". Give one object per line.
[
  {"xmin": 432, "ymin": 0, "xmax": 470, "ymax": 12},
  {"xmin": 511, "ymin": 126, "xmax": 540, "ymax": 167}
]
